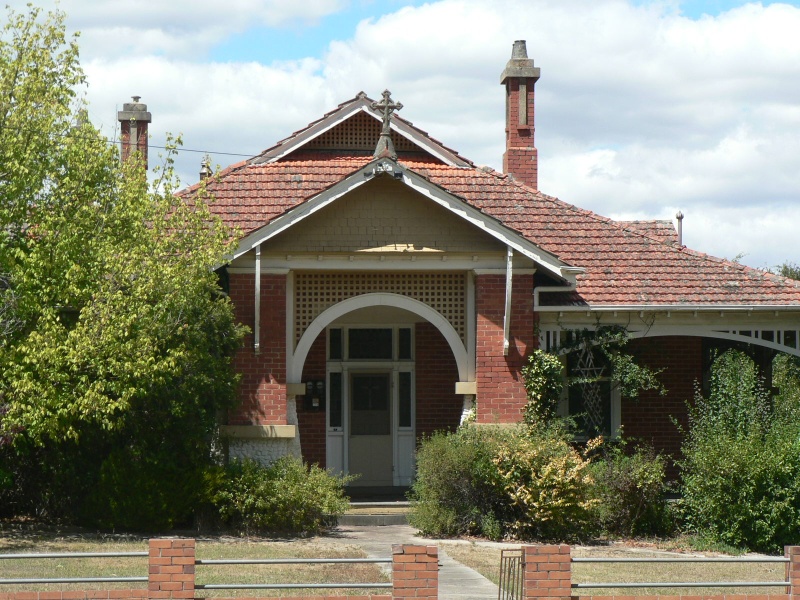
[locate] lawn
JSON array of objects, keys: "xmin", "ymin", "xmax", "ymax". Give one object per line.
[
  {"xmin": 1, "ymin": 525, "xmax": 790, "ymax": 598},
  {"xmin": 0, "ymin": 528, "xmax": 390, "ymax": 597}
]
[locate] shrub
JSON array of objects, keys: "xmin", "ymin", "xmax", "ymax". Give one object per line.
[
  {"xmin": 408, "ymin": 425, "xmax": 512, "ymax": 539},
  {"xmin": 409, "ymin": 422, "xmax": 597, "ymax": 541},
  {"xmin": 588, "ymin": 439, "xmax": 672, "ymax": 537},
  {"xmin": 492, "ymin": 423, "xmax": 599, "ymax": 540},
  {"xmin": 211, "ymin": 456, "xmax": 351, "ymax": 535},
  {"xmin": 87, "ymin": 447, "xmax": 202, "ymax": 531},
  {"xmin": 680, "ymin": 350, "xmax": 800, "ymax": 553}
]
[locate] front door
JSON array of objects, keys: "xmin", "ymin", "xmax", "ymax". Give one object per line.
[
  {"xmin": 348, "ymin": 372, "xmax": 392, "ymax": 486},
  {"xmin": 325, "ymin": 325, "xmax": 416, "ymax": 487}
]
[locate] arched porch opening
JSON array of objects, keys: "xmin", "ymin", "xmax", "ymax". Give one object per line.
[{"xmin": 290, "ymin": 293, "xmax": 466, "ymax": 488}]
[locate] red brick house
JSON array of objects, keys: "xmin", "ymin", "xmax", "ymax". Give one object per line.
[{"xmin": 147, "ymin": 41, "xmax": 800, "ymax": 488}]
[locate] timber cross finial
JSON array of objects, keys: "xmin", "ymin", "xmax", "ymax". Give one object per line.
[
  {"xmin": 371, "ymin": 89, "xmax": 403, "ymax": 159},
  {"xmin": 372, "ymin": 89, "xmax": 403, "ymax": 135}
]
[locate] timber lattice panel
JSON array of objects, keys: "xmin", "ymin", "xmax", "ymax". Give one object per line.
[
  {"xmin": 294, "ymin": 272, "xmax": 466, "ymax": 344},
  {"xmin": 306, "ymin": 111, "xmax": 419, "ymax": 152}
]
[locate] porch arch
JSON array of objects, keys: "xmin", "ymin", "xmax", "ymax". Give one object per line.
[
  {"xmin": 630, "ymin": 327, "xmax": 800, "ymax": 359},
  {"xmin": 289, "ymin": 292, "xmax": 470, "ymax": 382},
  {"xmin": 540, "ymin": 325, "xmax": 800, "ymax": 358}
]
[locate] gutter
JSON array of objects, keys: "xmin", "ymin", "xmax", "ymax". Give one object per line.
[
  {"xmin": 533, "ymin": 266, "xmax": 584, "ymax": 312},
  {"xmin": 535, "ymin": 304, "xmax": 800, "ymax": 314}
]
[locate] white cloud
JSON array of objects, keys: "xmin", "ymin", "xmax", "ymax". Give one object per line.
[
  {"xmin": 6, "ymin": 0, "xmax": 348, "ymax": 58},
  {"xmin": 4, "ymin": 0, "xmax": 800, "ymax": 269}
]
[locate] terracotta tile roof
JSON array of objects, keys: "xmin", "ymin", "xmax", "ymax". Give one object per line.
[
  {"xmin": 192, "ymin": 153, "xmax": 800, "ymax": 309},
  {"xmin": 198, "ymin": 153, "xmax": 373, "ymax": 234},
  {"xmin": 408, "ymin": 162, "xmax": 800, "ymax": 307}
]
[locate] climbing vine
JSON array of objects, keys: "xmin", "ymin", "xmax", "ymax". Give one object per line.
[{"xmin": 523, "ymin": 325, "xmax": 666, "ymax": 437}]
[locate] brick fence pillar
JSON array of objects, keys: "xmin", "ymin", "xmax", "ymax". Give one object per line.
[
  {"xmin": 148, "ymin": 539, "xmax": 195, "ymax": 600},
  {"xmin": 392, "ymin": 544, "xmax": 438, "ymax": 598},
  {"xmin": 523, "ymin": 545, "xmax": 571, "ymax": 600},
  {"xmin": 786, "ymin": 545, "xmax": 800, "ymax": 600}
]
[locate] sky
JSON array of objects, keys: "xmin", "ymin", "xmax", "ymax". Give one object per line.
[{"xmin": 5, "ymin": 0, "xmax": 800, "ymax": 271}]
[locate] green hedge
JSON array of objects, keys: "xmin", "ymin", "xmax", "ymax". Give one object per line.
[
  {"xmin": 210, "ymin": 456, "xmax": 351, "ymax": 535},
  {"xmin": 409, "ymin": 422, "xmax": 597, "ymax": 541}
]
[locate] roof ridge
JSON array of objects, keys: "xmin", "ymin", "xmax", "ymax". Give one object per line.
[
  {"xmin": 250, "ymin": 93, "xmax": 372, "ymax": 162},
  {"xmin": 672, "ymin": 244, "xmax": 800, "ymax": 287}
]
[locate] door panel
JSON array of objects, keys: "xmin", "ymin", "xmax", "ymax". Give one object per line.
[{"xmin": 348, "ymin": 372, "xmax": 392, "ymax": 486}]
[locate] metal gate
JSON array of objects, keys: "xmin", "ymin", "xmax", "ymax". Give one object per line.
[{"xmin": 498, "ymin": 549, "xmax": 524, "ymax": 600}]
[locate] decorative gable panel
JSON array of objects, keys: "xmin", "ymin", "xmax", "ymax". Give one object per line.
[
  {"xmin": 303, "ymin": 110, "xmax": 422, "ymax": 155},
  {"xmin": 265, "ymin": 177, "xmax": 505, "ymax": 255}
]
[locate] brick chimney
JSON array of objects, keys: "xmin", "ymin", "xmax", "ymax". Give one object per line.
[
  {"xmin": 501, "ymin": 40, "xmax": 540, "ymax": 190},
  {"xmin": 117, "ymin": 96, "xmax": 151, "ymax": 169}
]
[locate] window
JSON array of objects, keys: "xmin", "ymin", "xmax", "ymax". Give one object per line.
[
  {"xmin": 560, "ymin": 352, "xmax": 620, "ymax": 439},
  {"xmin": 398, "ymin": 371, "xmax": 412, "ymax": 428},
  {"xmin": 329, "ymin": 372, "xmax": 342, "ymax": 429},
  {"xmin": 329, "ymin": 328, "xmax": 343, "ymax": 360},
  {"xmin": 327, "ymin": 327, "xmax": 414, "ymax": 361},
  {"xmin": 348, "ymin": 328, "xmax": 393, "ymax": 359}
]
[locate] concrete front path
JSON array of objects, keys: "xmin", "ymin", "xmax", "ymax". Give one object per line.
[{"xmin": 321, "ymin": 524, "xmax": 502, "ymax": 600}]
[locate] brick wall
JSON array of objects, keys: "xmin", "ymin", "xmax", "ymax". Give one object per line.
[
  {"xmin": 148, "ymin": 539, "xmax": 194, "ymax": 600},
  {"xmin": 524, "ymin": 544, "xmax": 799, "ymax": 600},
  {"xmin": 227, "ymin": 273, "xmax": 287, "ymax": 426},
  {"xmin": 0, "ymin": 540, "xmax": 434, "ymax": 600},
  {"xmin": 475, "ymin": 274, "xmax": 535, "ymax": 423},
  {"xmin": 503, "ymin": 77, "xmax": 538, "ymax": 190},
  {"xmin": 523, "ymin": 545, "xmax": 571, "ymax": 600},
  {"xmin": 391, "ymin": 545, "xmax": 438, "ymax": 599},
  {"xmin": 623, "ymin": 336, "xmax": 702, "ymax": 475},
  {"xmin": 298, "ymin": 331, "xmax": 327, "ymax": 468},
  {"xmin": 415, "ymin": 322, "xmax": 461, "ymax": 438}
]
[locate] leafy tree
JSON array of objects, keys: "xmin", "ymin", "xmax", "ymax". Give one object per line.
[
  {"xmin": 775, "ymin": 261, "xmax": 800, "ymax": 280},
  {"xmin": 0, "ymin": 5, "xmax": 245, "ymax": 528},
  {"xmin": 680, "ymin": 350, "xmax": 800, "ymax": 552}
]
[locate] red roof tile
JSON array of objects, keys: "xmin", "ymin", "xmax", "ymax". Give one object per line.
[
  {"xmin": 411, "ymin": 162, "xmax": 800, "ymax": 306},
  {"xmin": 188, "ymin": 100, "xmax": 800, "ymax": 309}
]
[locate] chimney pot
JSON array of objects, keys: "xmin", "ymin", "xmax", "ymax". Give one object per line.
[
  {"xmin": 511, "ymin": 40, "xmax": 527, "ymax": 59},
  {"xmin": 200, "ymin": 156, "xmax": 212, "ymax": 180}
]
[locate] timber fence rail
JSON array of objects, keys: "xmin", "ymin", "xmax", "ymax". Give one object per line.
[{"xmin": 0, "ymin": 539, "xmax": 437, "ymax": 600}]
